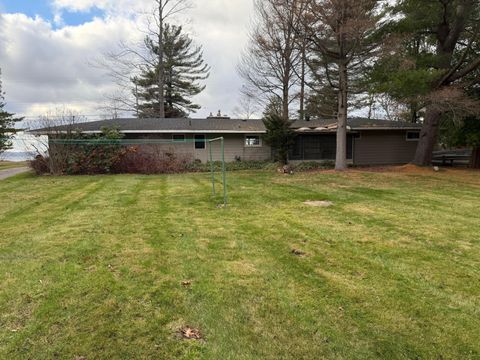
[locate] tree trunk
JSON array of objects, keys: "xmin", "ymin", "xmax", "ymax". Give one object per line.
[
  {"xmin": 158, "ymin": 1, "xmax": 166, "ymax": 118},
  {"xmin": 413, "ymin": 107, "xmax": 442, "ymax": 166},
  {"xmin": 282, "ymin": 84, "xmax": 289, "ymax": 121},
  {"xmin": 471, "ymin": 147, "xmax": 480, "ymax": 169},
  {"xmin": 336, "ymin": 61, "xmax": 348, "ymax": 171},
  {"xmin": 299, "ymin": 45, "xmax": 306, "ymax": 121},
  {"xmin": 134, "ymin": 82, "xmax": 139, "ymax": 118}
]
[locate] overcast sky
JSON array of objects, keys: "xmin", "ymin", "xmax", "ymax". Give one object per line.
[{"xmin": 0, "ymin": 0, "xmax": 254, "ymax": 120}]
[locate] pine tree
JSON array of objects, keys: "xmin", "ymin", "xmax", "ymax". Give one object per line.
[
  {"xmin": 262, "ymin": 113, "xmax": 296, "ymax": 165},
  {"xmin": 375, "ymin": 0, "xmax": 480, "ymax": 165},
  {"xmin": 305, "ymin": 86, "xmax": 338, "ymax": 120},
  {"xmin": 0, "ymin": 70, "xmax": 22, "ymax": 154},
  {"xmin": 133, "ymin": 24, "xmax": 210, "ymax": 118}
]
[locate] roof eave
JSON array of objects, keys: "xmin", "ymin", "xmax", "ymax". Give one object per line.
[{"xmin": 351, "ymin": 127, "xmax": 422, "ymax": 131}]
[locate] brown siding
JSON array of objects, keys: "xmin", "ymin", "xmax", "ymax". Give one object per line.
[
  {"xmin": 125, "ymin": 133, "xmax": 271, "ymax": 163},
  {"xmin": 354, "ymin": 130, "xmax": 418, "ymax": 165},
  {"xmin": 207, "ymin": 134, "xmax": 271, "ymax": 162}
]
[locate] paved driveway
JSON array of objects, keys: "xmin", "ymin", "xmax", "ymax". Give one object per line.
[{"xmin": 0, "ymin": 167, "xmax": 30, "ymax": 180}]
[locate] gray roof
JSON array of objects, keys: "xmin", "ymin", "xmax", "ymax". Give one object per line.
[{"xmin": 31, "ymin": 117, "xmax": 422, "ymax": 134}]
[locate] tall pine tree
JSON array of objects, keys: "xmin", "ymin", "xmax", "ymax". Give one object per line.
[
  {"xmin": 0, "ymin": 70, "xmax": 22, "ymax": 154},
  {"xmin": 133, "ymin": 24, "xmax": 210, "ymax": 118},
  {"xmin": 373, "ymin": 0, "xmax": 480, "ymax": 165}
]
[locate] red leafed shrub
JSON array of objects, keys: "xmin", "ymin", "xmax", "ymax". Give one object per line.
[
  {"xmin": 30, "ymin": 128, "xmax": 194, "ymax": 175},
  {"xmin": 112, "ymin": 145, "xmax": 193, "ymax": 174},
  {"xmin": 65, "ymin": 145, "xmax": 127, "ymax": 175},
  {"xmin": 29, "ymin": 155, "xmax": 50, "ymax": 175}
]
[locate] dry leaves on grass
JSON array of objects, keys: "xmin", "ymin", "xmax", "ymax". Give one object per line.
[
  {"xmin": 181, "ymin": 280, "xmax": 192, "ymax": 287},
  {"xmin": 180, "ymin": 326, "xmax": 202, "ymax": 340}
]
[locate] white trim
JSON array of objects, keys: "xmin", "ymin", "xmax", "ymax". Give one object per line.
[
  {"xmin": 356, "ymin": 127, "xmax": 422, "ymax": 131},
  {"xmin": 294, "ymin": 127, "xmax": 421, "ymax": 133},
  {"xmin": 120, "ymin": 130, "xmax": 266, "ymax": 134},
  {"xmin": 244, "ymin": 134, "xmax": 262, "ymax": 148},
  {"xmin": 30, "ymin": 130, "xmax": 267, "ymax": 135}
]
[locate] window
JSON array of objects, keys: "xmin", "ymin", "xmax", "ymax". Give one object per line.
[
  {"xmin": 406, "ymin": 131, "xmax": 420, "ymax": 141},
  {"xmin": 172, "ymin": 134, "xmax": 186, "ymax": 142},
  {"xmin": 245, "ymin": 135, "xmax": 261, "ymax": 147},
  {"xmin": 194, "ymin": 134, "xmax": 206, "ymax": 149}
]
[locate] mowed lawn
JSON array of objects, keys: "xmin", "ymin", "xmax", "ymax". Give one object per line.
[
  {"xmin": 1, "ymin": 169, "xmax": 479, "ymax": 359},
  {"xmin": 0, "ymin": 161, "xmax": 27, "ymax": 171}
]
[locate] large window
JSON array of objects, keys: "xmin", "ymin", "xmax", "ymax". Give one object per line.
[
  {"xmin": 195, "ymin": 134, "xmax": 206, "ymax": 149},
  {"xmin": 245, "ymin": 135, "xmax": 261, "ymax": 147}
]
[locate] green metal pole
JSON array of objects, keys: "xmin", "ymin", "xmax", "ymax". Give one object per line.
[
  {"xmin": 209, "ymin": 139, "xmax": 215, "ymax": 195},
  {"xmin": 221, "ymin": 137, "xmax": 227, "ymax": 207}
]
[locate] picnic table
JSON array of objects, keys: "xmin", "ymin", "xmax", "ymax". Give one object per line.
[{"xmin": 432, "ymin": 150, "xmax": 472, "ymax": 166}]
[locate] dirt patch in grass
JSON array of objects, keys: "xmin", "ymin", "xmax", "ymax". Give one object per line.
[
  {"xmin": 352, "ymin": 164, "xmax": 444, "ymax": 174},
  {"xmin": 291, "ymin": 249, "xmax": 307, "ymax": 257},
  {"xmin": 344, "ymin": 204, "xmax": 376, "ymax": 215},
  {"xmin": 226, "ymin": 260, "xmax": 257, "ymax": 276},
  {"xmin": 304, "ymin": 200, "xmax": 334, "ymax": 207},
  {"xmin": 396, "ymin": 164, "xmax": 439, "ymax": 173}
]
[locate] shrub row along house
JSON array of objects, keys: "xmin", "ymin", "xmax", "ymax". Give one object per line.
[{"xmin": 32, "ymin": 116, "xmax": 422, "ymax": 166}]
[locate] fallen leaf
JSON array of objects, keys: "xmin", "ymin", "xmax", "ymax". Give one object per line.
[{"xmin": 180, "ymin": 326, "xmax": 202, "ymax": 340}]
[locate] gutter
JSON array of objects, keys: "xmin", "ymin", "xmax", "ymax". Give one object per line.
[
  {"xmin": 29, "ymin": 127, "xmax": 421, "ymax": 136},
  {"xmin": 29, "ymin": 130, "xmax": 267, "ymax": 135}
]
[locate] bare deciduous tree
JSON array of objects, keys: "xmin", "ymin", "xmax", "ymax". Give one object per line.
[
  {"xmin": 238, "ymin": 0, "xmax": 308, "ymax": 120},
  {"xmin": 28, "ymin": 108, "xmax": 86, "ymax": 175},
  {"xmin": 303, "ymin": 0, "xmax": 381, "ymax": 170},
  {"xmin": 232, "ymin": 90, "xmax": 260, "ymax": 119}
]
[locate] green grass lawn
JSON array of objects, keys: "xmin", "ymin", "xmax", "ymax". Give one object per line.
[
  {"xmin": 0, "ymin": 161, "xmax": 28, "ymax": 171},
  {"xmin": 1, "ymin": 169, "xmax": 479, "ymax": 359}
]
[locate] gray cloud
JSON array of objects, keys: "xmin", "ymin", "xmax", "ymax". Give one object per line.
[{"xmin": 0, "ymin": 0, "xmax": 254, "ymax": 119}]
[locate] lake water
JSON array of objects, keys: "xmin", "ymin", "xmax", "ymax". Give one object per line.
[
  {"xmin": 2, "ymin": 133, "xmax": 47, "ymax": 161},
  {"xmin": 1, "ymin": 151, "xmax": 35, "ymax": 162}
]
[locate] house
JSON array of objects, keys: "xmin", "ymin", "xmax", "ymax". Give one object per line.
[{"xmin": 31, "ymin": 117, "xmax": 423, "ymax": 166}]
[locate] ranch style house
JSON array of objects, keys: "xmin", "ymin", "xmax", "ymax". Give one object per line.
[{"xmin": 32, "ymin": 116, "xmax": 423, "ymax": 166}]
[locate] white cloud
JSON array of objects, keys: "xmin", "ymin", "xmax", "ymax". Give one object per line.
[
  {"xmin": 0, "ymin": 0, "xmax": 254, "ymax": 120},
  {"xmin": 52, "ymin": 0, "xmax": 139, "ymax": 13}
]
